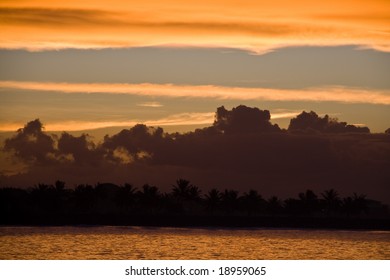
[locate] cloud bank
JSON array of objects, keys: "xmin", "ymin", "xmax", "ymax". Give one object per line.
[{"xmin": 2, "ymin": 105, "xmax": 389, "ymax": 202}]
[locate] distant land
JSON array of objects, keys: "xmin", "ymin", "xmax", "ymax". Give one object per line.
[{"xmin": 1, "ymin": 179, "xmax": 389, "ymax": 230}]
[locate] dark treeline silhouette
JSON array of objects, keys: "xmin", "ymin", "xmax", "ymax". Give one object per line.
[{"xmin": 1, "ymin": 179, "xmax": 389, "ymax": 229}]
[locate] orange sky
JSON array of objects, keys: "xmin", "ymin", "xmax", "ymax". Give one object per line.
[
  {"xmin": 1, "ymin": 0, "xmax": 389, "ymax": 51},
  {"xmin": 1, "ymin": 1, "xmax": 390, "ymax": 194},
  {"xmin": 1, "ymin": 80, "xmax": 389, "ymax": 131},
  {"xmin": 0, "ymin": 0, "xmax": 389, "ymax": 133}
]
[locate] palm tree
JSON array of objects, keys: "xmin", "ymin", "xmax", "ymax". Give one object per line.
[
  {"xmin": 221, "ymin": 189, "xmax": 239, "ymax": 214},
  {"xmin": 171, "ymin": 179, "xmax": 193, "ymax": 199},
  {"xmin": 298, "ymin": 189, "xmax": 319, "ymax": 215},
  {"xmin": 73, "ymin": 184, "xmax": 95, "ymax": 211},
  {"xmin": 342, "ymin": 193, "xmax": 368, "ymax": 216},
  {"xmin": 31, "ymin": 183, "xmax": 57, "ymax": 213},
  {"xmin": 352, "ymin": 193, "xmax": 368, "ymax": 215},
  {"xmin": 321, "ymin": 189, "xmax": 341, "ymax": 215},
  {"xmin": 241, "ymin": 189, "xmax": 264, "ymax": 215},
  {"xmin": 284, "ymin": 198, "xmax": 301, "ymax": 215},
  {"xmin": 188, "ymin": 185, "xmax": 202, "ymax": 201},
  {"xmin": 115, "ymin": 183, "xmax": 137, "ymax": 212},
  {"xmin": 55, "ymin": 180, "xmax": 65, "ymax": 191},
  {"xmin": 171, "ymin": 179, "xmax": 201, "ymax": 214},
  {"xmin": 204, "ymin": 188, "xmax": 222, "ymax": 214},
  {"xmin": 266, "ymin": 196, "xmax": 283, "ymax": 215},
  {"xmin": 137, "ymin": 184, "xmax": 161, "ymax": 214},
  {"xmin": 53, "ymin": 180, "xmax": 67, "ymax": 213}
]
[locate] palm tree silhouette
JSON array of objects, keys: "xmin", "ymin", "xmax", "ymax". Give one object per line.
[
  {"xmin": 137, "ymin": 184, "xmax": 160, "ymax": 214},
  {"xmin": 352, "ymin": 193, "xmax": 368, "ymax": 215},
  {"xmin": 221, "ymin": 189, "xmax": 239, "ymax": 214},
  {"xmin": 116, "ymin": 183, "xmax": 137, "ymax": 213},
  {"xmin": 73, "ymin": 184, "xmax": 95, "ymax": 211},
  {"xmin": 342, "ymin": 193, "xmax": 368, "ymax": 216},
  {"xmin": 55, "ymin": 180, "xmax": 65, "ymax": 191},
  {"xmin": 31, "ymin": 183, "xmax": 57, "ymax": 213},
  {"xmin": 241, "ymin": 189, "xmax": 264, "ymax": 215},
  {"xmin": 321, "ymin": 189, "xmax": 341, "ymax": 215},
  {"xmin": 171, "ymin": 179, "xmax": 201, "ymax": 213},
  {"xmin": 204, "ymin": 188, "xmax": 222, "ymax": 214},
  {"xmin": 172, "ymin": 179, "xmax": 193, "ymax": 199},
  {"xmin": 298, "ymin": 189, "xmax": 319, "ymax": 215},
  {"xmin": 267, "ymin": 196, "xmax": 283, "ymax": 215}
]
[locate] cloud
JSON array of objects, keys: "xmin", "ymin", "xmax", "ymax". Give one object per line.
[
  {"xmin": 148, "ymin": 112, "xmax": 214, "ymax": 126},
  {"xmin": 0, "ymin": 7, "xmax": 119, "ymax": 26},
  {"xmin": 0, "ymin": 1, "xmax": 389, "ymax": 52},
  {"xmin": 270, "ymin": 111, "xmax": 301, "ymax": 120},
  {"xmin": 1, "ymin": 81, "xmax": 390, "ymax": 105},
  {"xmin": 0, "ymin": 7, "xmax": 303, "ymax": 36},
  {"xmin": 136, "ymin": 102, "xmax": 163, "ymax": 108},
  {"xmin": 3, "ymin": 119, "xmax": 55, "ymax": 163},
  {"xmin": 0, "ymin": 112, "xmax": 214, "ymax": 132},
  {"xmin": 288, "ymin": 111, "xmax": 370, "ymax": 133},
  {"xmin": 102, "ymin": 124, "xmax": 165, "ymax": 163},
  {"xmin": 214, "ymin": 105, "xmax": 280, "ymax": 134},
  {"xmin": 57, "ymin": 132, "xmax": 102, "ymax": 164}
]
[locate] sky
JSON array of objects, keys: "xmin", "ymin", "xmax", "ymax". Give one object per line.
[
  {"xmin": 1, "ymin": 0, "xmax": 390, "ymax": 201},
  {"xmin": 0, "ymin": 0, "xmax": 389, "ymax": 134}
]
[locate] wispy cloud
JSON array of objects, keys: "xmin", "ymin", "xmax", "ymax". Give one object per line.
[
  {"xmin": 137, "ymin": 102, "xmax": 163, "ymax": 108},
  {"xmin": 0, "ymin": 112, "xmax": 215, "ymax": 132},
  {"xmin": 1, "ymin": 80, "xmax": 390, "ymax": 105},
  {"xmin": 352, "ymin": 123, "xmax": 367, "ymax": 127},
  {"xmin": 270, "ymin": 111, "xmax": 301, "ymax": 120},
  {"xmin": 148, "ymin": 112, "xmax": 214, "ymax": 126}
]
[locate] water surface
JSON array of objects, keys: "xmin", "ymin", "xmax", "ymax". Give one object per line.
[{"xmin": 0, "ymin": 227, "xmax": 389, "ymax": 259}]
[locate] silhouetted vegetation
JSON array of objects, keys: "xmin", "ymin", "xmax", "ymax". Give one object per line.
[{"xmin": 1, "ymin": 179, "xmax": 389, "ymax": 229}]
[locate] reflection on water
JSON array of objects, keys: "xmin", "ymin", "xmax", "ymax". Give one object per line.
[{"xmin": 0, "ymin": 227, "xmax": 389, "ymax": 259}]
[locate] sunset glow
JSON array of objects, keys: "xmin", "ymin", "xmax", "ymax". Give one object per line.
[
  {"xmin": 0, "ymin": 0, "xmax": 389, "ymax": 207},
  {"xmin": 0, "ymin": 112, "xmax": 216, "ymax": 132},
  {"xmin": 1, "ymin": 80, "xmax": 390, "ymax": 104},
  {"xmin": 0, "ymin": 0, "xmax": 389, "ymax": 52}
]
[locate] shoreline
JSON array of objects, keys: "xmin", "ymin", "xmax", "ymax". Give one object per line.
[{"xmin": 2, "ymin": 215, "xmax": 390, "ymax": 231}]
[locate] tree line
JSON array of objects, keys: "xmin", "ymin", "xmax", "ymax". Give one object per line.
[{"xmin": 1, "ymin": 179, "xmax": 388, "ymax": 227}]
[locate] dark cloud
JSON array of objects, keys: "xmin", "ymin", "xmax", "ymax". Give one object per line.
[
  {"xmin": 214, "ymin": 105, "xmax": 280, "ymax": 134},
  {"xmin": 288, "ymin": 111, "xmax": 370, "ymax": 133},
  {"xmin": 2, "ymin": 106, "xmax": 389, "ymax": 202},
  {"xmin": 57, "ymin": 132, "xmax": 102, "ymax": 165},
  {"xmin": 102, "ymin": 124, "xmax": 167, "ymax": 163},
  {"xmin": 4, "ymin": 119, "xmax": 55, "ymax": 163}
]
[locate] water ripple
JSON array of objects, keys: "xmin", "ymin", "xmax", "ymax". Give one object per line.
[{"xmin": 0, "ymin": 227, "xmax": 389, "ymax": 259}]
